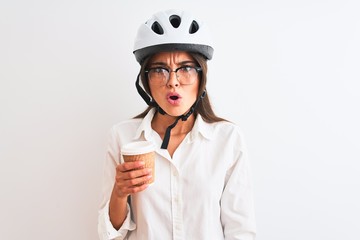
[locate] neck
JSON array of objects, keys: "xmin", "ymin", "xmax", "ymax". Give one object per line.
[{"xmin": 151, "ymin": 111, "xmax": 195, "ymax": 136}]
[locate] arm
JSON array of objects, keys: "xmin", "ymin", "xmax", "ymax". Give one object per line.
[
  {"xmin": 221, "ymin": 146, "xmax": 257, "ymax": 240},
  {"xmin": 109, "ymin": 161, "xmax": 152, "ymax": 229},
  {"xmin": 98, "ymin": 127, "xmax": 152, "ymax": 240}
]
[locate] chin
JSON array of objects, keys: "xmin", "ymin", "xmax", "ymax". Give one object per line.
[{"xmin": 162, "ymin": 107, "xmax": 189, "ymax": 117}]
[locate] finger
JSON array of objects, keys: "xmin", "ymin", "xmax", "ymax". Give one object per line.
[
  {"xmin": 116, "ymin": 168, "xmax": 152, "ymax": 183},
  {"xmin": 119, "ymin": 183, "xmax": 150, "ymax": 196},
  {"xmin": 127, "ymin": 183, "xmax": 150, "ymax": 193},
  {"xmin": 117, "ymin": 161, "xmax": 145, "ymax": 172},
  {"xmin": 115, "ymin": 175, "xmax": 152, "ymax": 196},
  {"xmin": 124, "ymin": 174, "xmax": 152, "ymax": 186},
  {"xmin": 125, "ymin": 167, "xmax": 152, "ymax": 179}
]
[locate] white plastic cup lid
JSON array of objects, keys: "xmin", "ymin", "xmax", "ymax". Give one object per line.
[{"xmin": 121, "ymin": 141, "xmax": 155, "ymax": 155}]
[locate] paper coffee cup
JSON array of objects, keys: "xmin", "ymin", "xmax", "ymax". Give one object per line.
[{"xmin": 121, "ymin": 141, "xmax": 155, "ymax": 185}]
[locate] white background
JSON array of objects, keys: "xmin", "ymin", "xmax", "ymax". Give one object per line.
[{"xmin": 1, "ymin": 0, "xmax": 359, "ymax": 239}]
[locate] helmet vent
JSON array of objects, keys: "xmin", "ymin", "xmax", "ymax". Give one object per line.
[
  {"xmin": 151, "ymin": 21, "xmax": 164, "ymax": 35},
  {"xmin": 169, "ymin": 15, "xmax": 181, "ymax": 28},
  {"xmin": 189, "ymin": 20, "xmax": 199, "ymax": 34}
]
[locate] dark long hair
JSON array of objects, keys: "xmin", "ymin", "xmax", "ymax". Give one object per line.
[{"xmin": 134, "ymin": 52, "xmax": 226, "ymax": 123}]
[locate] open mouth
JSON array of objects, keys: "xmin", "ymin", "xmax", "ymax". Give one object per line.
[
  {"xmin": 170, "ymin": 96, "xmax": 179, "ymax": 100},
  {"xmin": 167, "ymin": 92, "xmax": 182, "ymax": 105}
]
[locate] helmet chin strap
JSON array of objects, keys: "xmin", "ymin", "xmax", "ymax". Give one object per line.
[
  {"xmin": 136, "ymin": 73, "xmax": 166, "ymax": 114},
  {"xmin": 135, "ymin": 73, "xmax": 206, "ymax": 149},
  {"xmin": 160, "ymin": 90, "xmax": 206, "ymax": 149}
]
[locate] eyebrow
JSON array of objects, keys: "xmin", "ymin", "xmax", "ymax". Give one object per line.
[{"xmin": 148, "ymin": 60, "xmax": 197, "ymax": 68}]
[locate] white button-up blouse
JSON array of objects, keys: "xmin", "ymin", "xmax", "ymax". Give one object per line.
[{"xmin": 98, "ymin": 109, "xmax": 256, "ymax": 240}]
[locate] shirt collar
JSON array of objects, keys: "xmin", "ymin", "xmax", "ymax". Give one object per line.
[
  {"xmin": 133, "ymin": 108, "xmax": 156, "ymax": 141},
  {"xmin": 189, "ymin": 114, "xmax": 214, "ymax": 142},
  {"xmin": 133, "ymin": 108, "xmax": 215, "ymax": 142}
]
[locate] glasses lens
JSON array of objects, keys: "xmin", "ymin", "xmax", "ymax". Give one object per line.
[
  {"xmin": 177, "ymin": 66, "xmax": 198, "ymax": 85},
  {"xmin": 147, "ymin": 66, "xmax": 200, "ymax": 85},
  {"xmin": 148, "ymin": 68, "xmax": 168, "ymax": 85}
]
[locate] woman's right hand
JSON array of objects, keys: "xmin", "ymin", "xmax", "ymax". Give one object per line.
[{"xmin": 113, "ymin": 161, "xmax": 153, "ymax": 198}]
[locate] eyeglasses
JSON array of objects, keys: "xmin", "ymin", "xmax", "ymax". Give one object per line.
[{"xmin": 145, "ymin": 66, "xmax": 202, "ymax": 86}]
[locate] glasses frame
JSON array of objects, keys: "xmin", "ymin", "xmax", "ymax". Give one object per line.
[{"xmin": 145, "ymin": 66, "xmax": 202, "ymax": 86}]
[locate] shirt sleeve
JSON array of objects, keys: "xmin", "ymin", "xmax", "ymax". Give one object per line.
[
  {"xmin": 97, "ymin": 126, "xmax": 136, "ymax": 240},
  {"xmin": 98, "ymin": 201, "xmax": 136, "ymax": 240},
  {"xmin": 220, "ymin": 130, "xmax": 257, "ymax": 240}
]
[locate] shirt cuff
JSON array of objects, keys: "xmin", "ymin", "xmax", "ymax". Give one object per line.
[{"xmin": 99, "ymin": 200, "xmax": 136, "ymax": 240}]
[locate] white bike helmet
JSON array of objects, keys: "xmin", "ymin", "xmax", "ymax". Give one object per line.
[{"xmin": 133, "ymin": 9, "xmax": 214, "ymax": 64}]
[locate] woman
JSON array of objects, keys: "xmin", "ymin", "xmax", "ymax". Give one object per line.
[{"xmin": 98, "ymin": 9, "xmax": 256, "ymax": 240}]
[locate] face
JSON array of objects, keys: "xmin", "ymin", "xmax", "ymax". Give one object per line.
[{"xmin": 147, "ymin": 51, "xmax": 200, "ymax": 117}]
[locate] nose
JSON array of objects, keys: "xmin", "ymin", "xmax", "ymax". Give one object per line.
[{"xmin": 166, "ymin": 71, "xmax": 180, "ymax": 88}]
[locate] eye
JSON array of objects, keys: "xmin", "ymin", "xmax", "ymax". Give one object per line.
[
  {"xmin": 178, "ymin": 66, "xmax": 194, "ymax": 73},
  {"xmin": 150, "ymin": 67, "xmax": 168, "ymax": 74}
]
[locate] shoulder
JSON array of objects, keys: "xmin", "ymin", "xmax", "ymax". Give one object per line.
[
  {"xmin": 210, "ymin": 120, "xmax": 244, "ymax": 136},
  {"xmin": 108, "ymin": 118, "xmax": 143, "ymax": 140},
  {"xmin": 206, "ymin": 120, "xmax": 247, "ymax": 149},
  {"xmin": 111, "ymin": 118, "xmax": 142, "ymax": 131}
]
